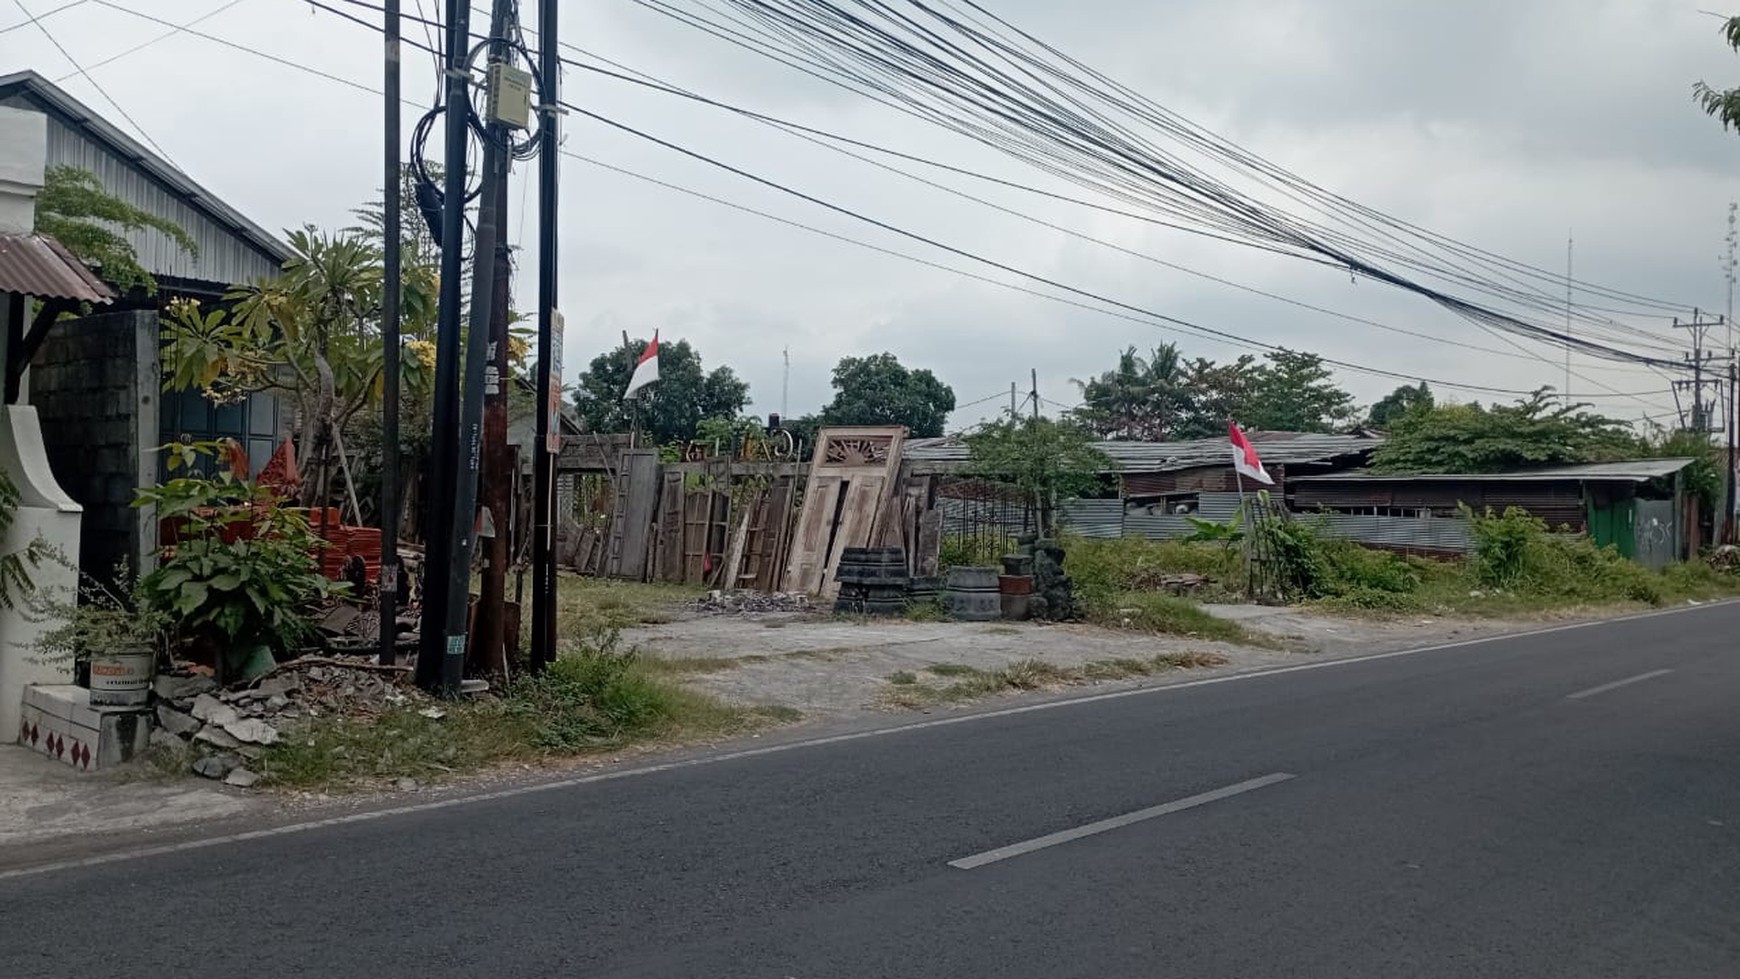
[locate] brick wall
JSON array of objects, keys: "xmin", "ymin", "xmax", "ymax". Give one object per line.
[{"xmin": 30, "ymin": 309, "xmax": 159, "ymax": 580}]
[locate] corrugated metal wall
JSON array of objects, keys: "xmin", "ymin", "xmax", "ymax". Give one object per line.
[
  {"xmin": 5, "ymin": 97, "xmax": 285, "ymax": 288},
  {"xmin": 1055, "ymin": 492, "xmax": 1478, "ymax": 553}
]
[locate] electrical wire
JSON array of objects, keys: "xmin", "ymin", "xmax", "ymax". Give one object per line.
[
  {"xmin": 96, "ymin": 1, "xmax": 1685, "ymax": 407},
  {"xmin": 14, "ymin": 0, "xmax": 180, "ymax": 165},
  {"xmin": 633, "ymin": 0, "xmax": 1696, "ymax": 365},
  {"xmin": 54, "ymin": 0, "xmax": 246, "ymax": 78},
  {"xmin": 0, "ymin": 0, "xmax": 82, "ymax": 33}
]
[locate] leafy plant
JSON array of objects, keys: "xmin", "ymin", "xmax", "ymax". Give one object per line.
[
  {"xmin": 135, "ymin": 444, "xmax": 345, "ymax": 678},
  {"xmin": 1372, "ymin": 390, "xmax": 1636, "ymax": 474},
  {"xmin": 1184, "ymin": 507, "xmax": 1245, "ymax": 546},
  {"xmin": 24, "ymin": 553, "xmax": 169, "ymax": 667},
  {"xmin": 0, "ymin": 469, "xmax": 49, "ymax": 608}
]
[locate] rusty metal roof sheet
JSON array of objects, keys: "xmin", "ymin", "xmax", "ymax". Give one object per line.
[
  {"xmin": 1290, "ymin": 458, "xmax": 1697, "ymax": 484},
  {"xmin": 0, "ymin": 232, "xmax": 114, "ymax": 303},
  {"xmin": 905, "ymin": 431, "xmax": 1383, "ymax": 475}
]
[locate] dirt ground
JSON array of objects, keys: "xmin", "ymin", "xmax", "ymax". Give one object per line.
[{"xmin": 619, "ymin": 602, "xmax": 1627, "ymax": 715}]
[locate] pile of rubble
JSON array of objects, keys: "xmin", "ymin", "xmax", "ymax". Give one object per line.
[
  {"xmin": 152, "ymin": 657, "xmax": 418, "ymax": 787},
  {"xmin": 693, "ymin": 590, "xmax": 816, "ymax": 616}
]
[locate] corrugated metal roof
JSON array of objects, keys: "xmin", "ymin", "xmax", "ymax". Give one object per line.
[
  {"xmin": 1290, "ymin": 458, "xmax": 1697, "ymax": 484},
  {"xmin": 0, "ymin": 232, "xmax": 113, "ymax": 302},
  {"xmin": 0, "ymin": 71, "xmax": 292, "ymax": 287},
  {"xmin": 905, "ymin": 431, "xmax": 1382, "ymax": 474}
]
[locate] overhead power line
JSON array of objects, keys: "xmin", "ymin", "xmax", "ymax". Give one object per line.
[
  {"xmin": 14, "ymin": 0, "xmax": 180, "ymax": 164},
  {"xmin": 89, "ymin": 0, "xmax": 1682, "ymax": 407},
  {"xmin": 632, "ymin": 0, "xmax": 1694, "ymax": 365}
]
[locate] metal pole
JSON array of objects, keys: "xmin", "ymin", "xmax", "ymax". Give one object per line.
[
  {"xmin": 530, "ymin": 0, "xmax": 561, "ymax": 672},
  {"xmin": 1009, "ymin": 381, "xmax": 1017, "ymax": 419},
  {"xmin": 1029, "ymin": 368, "xmax": 1039, "ymax": 421},
  {"xmin": 414, "ymin": 0, "xmax": 471, "ymax": 694},
  {"xmin": 378, "ymin": 0, "xmax": 402, "ymax": 667},
  {"xmin": 441, "ymin": 0, "xmax": 517, "ymax": 693}
]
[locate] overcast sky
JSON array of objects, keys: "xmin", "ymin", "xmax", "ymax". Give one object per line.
[{"xmin": 5, "ymin": 0, "xmax": 1740, "ymax": 431}]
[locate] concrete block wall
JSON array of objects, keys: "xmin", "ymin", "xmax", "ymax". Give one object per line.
[{"xmin": 30, "ymin": 309, "xmax": 159, "ymax": 579}]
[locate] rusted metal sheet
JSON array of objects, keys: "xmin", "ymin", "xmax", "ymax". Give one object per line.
[
  {"xmin": 905, "ymin": 432, "xmax": 1380, "ymax": 476},
  {"xmin": 1314, "ymin": 513, "xmax": 1474, "ymax": 552},
  {"xmin": 0, "ymin": 233, "xmax": 113, "ymax": 302}
]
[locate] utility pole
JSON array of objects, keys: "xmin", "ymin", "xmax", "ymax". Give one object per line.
[
  {"xmin": 414, "ymin": 0, "xmax": 472, "ymax": 696},
  {"xmin": 475, "ymin": 167, "xmax": 513, "ymax": 679},
  {"xmin": 529, "ymin": 0, "xmax": 562, "ymax": 673},
  {"xmin": 1728, "ymin": 355, "xmax": 1737, "ymax": 545},
  {"xmin": 1010, "ymin": 381, "xmax": 1017, "ymax": 419},
  {"xmin": 1030, "ymin": 368, "xmax": 1039, "ymax": 421},
  {"xmin": 438, "ymin": 0, "xmax": 518, "ymax": 693},
  {"xmin": 378, "ymin": 0, "xmax": 402, "ymax": 667},
  {"xmin": 781, "ymin": 346, "xmax": 790, "ymax": 420},
  {"xmin": 1674, "ymin": 309, "xmax": 1725, "ymax": 434}
]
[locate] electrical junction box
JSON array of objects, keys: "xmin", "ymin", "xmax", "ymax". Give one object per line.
[{"xmin": 486, "ymin": 61, "xmax": 535, "ymax": 130}]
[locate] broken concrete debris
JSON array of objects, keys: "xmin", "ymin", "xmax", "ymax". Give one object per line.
[
  {"xmin": 694, "ymin": 590, "xmax": 816, "ymax": 616},
  {"xmin": 155, "ymin": 654, "xmax": 419, "ymax": 785}
]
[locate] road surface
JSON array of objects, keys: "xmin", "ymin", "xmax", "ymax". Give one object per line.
[{"xmin": 2, "ymin": 604, "xmax": 1738, "ymax": 977}]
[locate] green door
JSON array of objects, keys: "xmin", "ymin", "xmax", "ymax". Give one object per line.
[{"xmin": 1587, "ymin": 500, "xmax": 1635, "ymax": 558}]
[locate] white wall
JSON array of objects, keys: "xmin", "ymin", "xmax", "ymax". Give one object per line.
[{"xmin": 0, "ymin": 105, "xmax": 46, "ymax": 235}]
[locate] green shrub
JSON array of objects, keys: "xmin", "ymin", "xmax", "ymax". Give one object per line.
[
  {"xmin": 505, "ymin": 629, "xmax": 679, "ymax": 748},
  {"xmin": 1065, "ymin": 535, "xmax": 1241, "ymax": 613},
  {"xmin": 938, "ymin": 534, "xmax": 1013, "ymax": 571}
]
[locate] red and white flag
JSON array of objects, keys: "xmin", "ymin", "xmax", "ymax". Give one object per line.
[
  {"xmin": 623, "ymin": 331, "xmax": 660, "ymax": 400},
  {"xmin": 1228, "ymin": 422, "xmax": 1274, "ymax": 486}
]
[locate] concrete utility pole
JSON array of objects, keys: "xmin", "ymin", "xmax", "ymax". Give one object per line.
[
  {"xmin": 1030, "ymin": 369, "xmax": 1039, "ymax": 421},
  {"xmin": 529, "ymin": 0, "xmax": 562, "ymax": 672},
  {"xmin": 1565, "ymin": 233, "xmax": 1573, "ymax": 406},
  {"xmin": 378, "ymin": 0, "xmax": 402, "ymax": 667},
  {"xmin": 439, "ymin": 0, "xmax": 519, "ymax": 691},
  {"xmin": 1674, "ymin": 309, "xmax": 1726, "ymax": 434},
  {"xmin": 1010, "ymin": 381, "xmax": 1017, "ymax": 419},
  {"xmin": 414, "ymin": 0, "xmax": 473, "ymax": 696}
]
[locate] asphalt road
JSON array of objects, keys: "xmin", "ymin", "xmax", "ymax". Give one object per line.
[{"xmin": 4, "ymin": 605, "xmax": 1739, "ymax": 977}]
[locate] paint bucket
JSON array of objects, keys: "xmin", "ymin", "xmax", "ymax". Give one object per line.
[{"xmin": 87, "ymin": 647, "xmax": 155, "ymax": 707}]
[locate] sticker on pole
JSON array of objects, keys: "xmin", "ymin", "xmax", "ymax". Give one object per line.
[
  {"xmin": 546, "ymin": 310, "xmax": 565, "ymax": 454},
  {"xmin": 445, "ymin": 635, "xmax": 465, "ymax": 658}
]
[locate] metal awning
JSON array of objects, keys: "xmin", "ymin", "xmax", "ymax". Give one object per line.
[{"xmin": 0, "ymin": 232, "xmax": 114, "ymax": 303}]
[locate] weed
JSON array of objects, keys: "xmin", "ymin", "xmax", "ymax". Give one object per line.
[
  {"xmin": 884, "ymin": 651, "xmax": 1228, "ymax": 709},
  {"xmin": 258, "ymin": 628, "xmax": 797, "ymax": 791},
  {"xmin": 1095, "ymin": 592, "xmax": 1252, "ymax": 644},
  {"xmin": 556, "ymin": 576, "xmax": 701, "ymax": 636}
]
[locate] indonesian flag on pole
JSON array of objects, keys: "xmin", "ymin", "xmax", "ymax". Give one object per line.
[
  {"xmin": 623, "ymin": 331, "xmax": 660, "ymax": 400},
  {"xmin": 1228, "ymin": 421, "xmax": 1274, "ymax": 485}
]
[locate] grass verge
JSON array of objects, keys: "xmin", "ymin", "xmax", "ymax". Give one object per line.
[
  {"xmin": 256, "ymin": 630, "xmax": 798, "ymax": 792},
  {"xmin": 555, "ymin": 575, "xmax": 703, "ymax": 634},
  {"xmin": 881, "ymin": 652, "xmax": 1231, "ymax": 709}
]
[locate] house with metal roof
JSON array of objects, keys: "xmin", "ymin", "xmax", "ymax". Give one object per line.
[
  {"xmin": 1290, "ymin": 458, "xmax": 1701, "ymax": 567},
  {"xmin": 0, "ymin": 70, "xmax": 294, "ymax": 578}
]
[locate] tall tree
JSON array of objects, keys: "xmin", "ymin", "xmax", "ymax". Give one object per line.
[
  {"xmin": 1366, "ymin": 382, "xmax": 1434, "ymax": 429},
  {"xmin": 820, "ymin": 352, "xmax": 955, "ymax": 437},
  {"xmin": 1241, "ymin": 349, "xmax": 1357, "ymax": 433},
  {"xmin": 1694, "ymin": 17, "xmax": 1740, "ymax": 131},
  {"xmin": 1371, "ymin": 389, "xmax": 1635, "ymax": 473},
  {"xmin": 570, "ymin": 338, "xmax": 749, "ymax": 444},
  {"xmin": 1072, "ymin": 343, "xmax": 1192, "ymax": 440},
  {"xmin": 1174, "ymin": 354, "xmax": 1259, "ymax": 439}
]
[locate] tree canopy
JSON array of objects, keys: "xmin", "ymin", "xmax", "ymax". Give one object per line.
[
  {"xmin": 1695, "ymin": 16, "xmax": 1740, "ymax": 132},
  {"xmin": 820, "ymin": 352, "xmax": 956, "ymax": 437},
  {"xmin": 35, "ymin": 165, "xmax": 196, "ymax": 295},
  {"xmin": 1369, "ymin": 390, "xmax": 1637, "ymax": 473},
  {"xmin": 1071, "ymin": 344, "xmax": 1354, "ymax": 440},
  {"xmin": 571, "ymin": 338, "xmax": 750, "ymax": 444},
  {"xmin": 1366, "ymin": 382, "xmax": 1434, "ymax": 429}
]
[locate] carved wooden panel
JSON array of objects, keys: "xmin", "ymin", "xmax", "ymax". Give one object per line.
[{"xmin": 822, "ymin": 434, "xmax": 895, "ymax": 468}]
